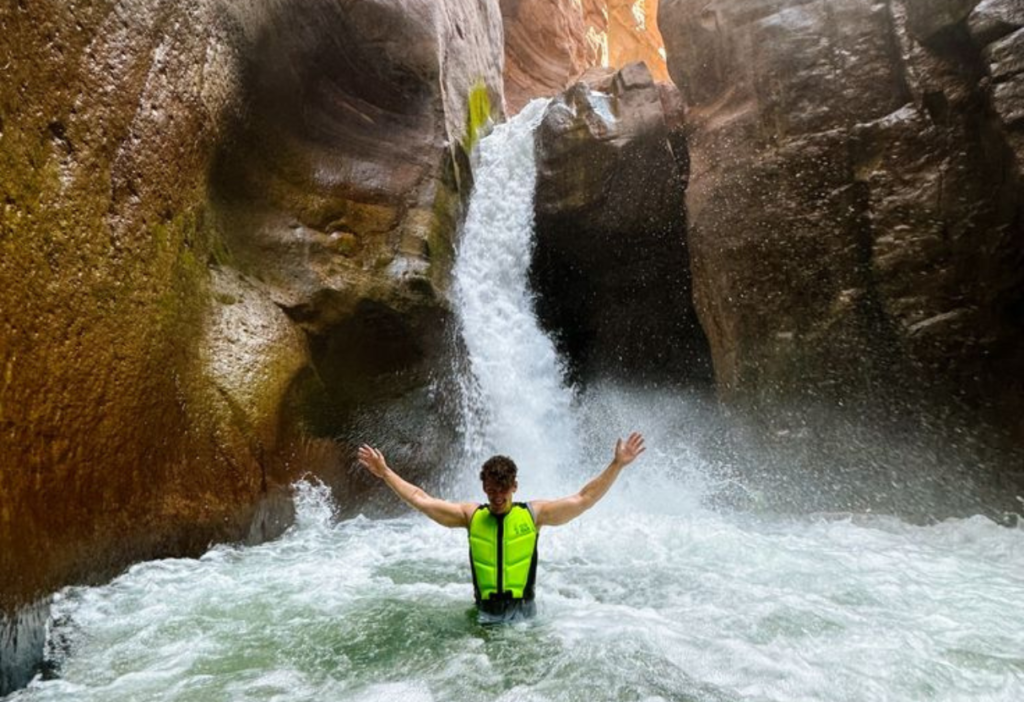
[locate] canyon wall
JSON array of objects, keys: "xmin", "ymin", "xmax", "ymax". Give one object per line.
[
  {"xmin": 0, "ymin": 0, "xmax": 504, "ymax": 691},
  {"xmin": 658, "ymin": 0, "xmax": 1024, "ymax": 467},
  {"xmin": 501, "ymin": 0, "xmax": 669, "ymax": 112},
  {"xmin": 531, "ymin": 63, "xmax": 712, "ymax": 385}
]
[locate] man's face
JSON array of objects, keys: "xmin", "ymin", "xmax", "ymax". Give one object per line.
[{"xmin": 482, "ymin": 479, "xmax": 516, "ymax": 515}]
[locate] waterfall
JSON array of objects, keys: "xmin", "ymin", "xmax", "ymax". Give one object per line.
[{"xmin": 452, "ymin": 99, "xmax": 578, "ymax": 498}]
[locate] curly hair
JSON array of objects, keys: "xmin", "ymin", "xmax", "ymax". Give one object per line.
[{"xmin": 479, "ymin": 455, "xmax": 518, "ymax": 489}]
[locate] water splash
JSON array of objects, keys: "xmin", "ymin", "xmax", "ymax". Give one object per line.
[{"xmin": 452, "ymin": 99, "xmax": 578, "ymax": 500}]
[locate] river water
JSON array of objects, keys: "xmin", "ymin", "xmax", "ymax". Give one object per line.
[{"xmin": 8, "ymin": 102, "xmax": 1024, "ymax": 702}]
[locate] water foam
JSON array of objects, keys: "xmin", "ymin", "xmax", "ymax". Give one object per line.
[{"xmin": 452, "ymin": 99, "xmax": 578, "ymax": 500}]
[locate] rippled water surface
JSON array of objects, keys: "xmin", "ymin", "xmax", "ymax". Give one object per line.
[{"xmin": 10, "ymin": 482, "xmax": 1024, "ymax": 702}]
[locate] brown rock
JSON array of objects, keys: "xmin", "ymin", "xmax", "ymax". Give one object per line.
[
  {"xmin": 903, "ymin": 0, "xmax": 980, "ymax": 43},
  {"xmin": 968, "ymin": 0, "xmax": 1024, "ymax": 46},
  {"xmin": 501, "ymin": 0, "xmax": 601, "ymax": 113},
  {"xmin": 0, "ymin": 0, "xmax": 505, "ymax": 690},
  {"xmin": 209, "ymin": 0, "xmax": 504, "ymax": 495},
  {"xmin": 659, "ymin": 0, "xmax": 1024, "ymax": 460},
  {"xmin": 607, "ymin": 0, "xmax": 670, "ymax": 83},
  {"xmin": 0, "ymin": 0, "xmax": 256, "ymax": 615},
  {"xmin": 982, "ymin": 27, "xmax": 1024, "ymax": 166},
  {"xmin": 213, "ymin": 0, "xmax": 504, "ymax": 335},
  {"xmin": 501, "ymin": 1, "xmax": 671, "ymax": 113},
  {"xmin": 532, "ymin": 63, "xmax": 712, "ymax": 383}
]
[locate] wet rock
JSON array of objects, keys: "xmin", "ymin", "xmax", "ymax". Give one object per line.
[
  {"xmin": 0, "ymin": 599, "xmax": 48, "ymax": 696},
  {"xmin": 0, "ymin": 0, "xmax": 504, "ymax": 675},
  {"xmin": 210, "ymin": 0, "xmax": 502, "ymax": 488},
  {"xmin": 982, "ymin": 27, "xmax": 1024, "ymax": 165},
  {"xmin": 0, "ymin": 0, "xmax": 256, "ymax": 619},
  {"xmin": 531, "ymin": 62, "xmax": 713, "ymax": 385},
  {"xmin": 968, "ymin": 0, "xmax": 1024, "ymax": 46},
  {"xmin": 212, "ymin": 0, "xmax": 504, "ymax": 337},
  {"xmin": 903, "ymin": 0, "xmax": 979, "ymax": 43},
  {"xmin": 658, "ymin": 0, "xmax": 1024, "ymax": 458}
]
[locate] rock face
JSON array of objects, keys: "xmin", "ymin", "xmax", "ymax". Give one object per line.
[
  {"xmin": 658, "ymin": 0, "xmax": 1024, "ymax": 459},
  {"xmin": 210, "ymin": 0, "xmax": 505, "ymax": 488},
  {"xmin": 501, "ymin": 0, "xmax": 602, "ymax": 113},
  {"xmin": 607, "ymin": 0, "xmax": 670, "ymax": 83},
  {"xmin": 532, "ymin": 63, "xmax": 712, "ymax": 384},
  {"xmin": 501, "ymin": 0, "xmax": 671, "ymax": 113},
  {"xmin": 0, "ymin": 0, "xmax": 504, "ymax": 692}
]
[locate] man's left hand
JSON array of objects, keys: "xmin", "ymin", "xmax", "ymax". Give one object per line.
[{"xmin": 614, "ymin": 432, "xmax": 646, "ymax": 467}]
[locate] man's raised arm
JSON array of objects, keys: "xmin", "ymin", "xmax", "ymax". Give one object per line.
[
  {"xmin": 532, "ymin": 432, "xmax": 645, "ymax": 528},
  {"xmin": 357, "ymin": 445, "xmax": 475, "ymax": 528}
]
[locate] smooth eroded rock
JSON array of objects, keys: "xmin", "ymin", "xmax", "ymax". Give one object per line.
[
  {"xmin": 0, "ymin": 3, "xmax": 505, "ymax": 686},
  {"xmin": 501, "ymin": 0, "xmax": 601, "ymax": 113}
]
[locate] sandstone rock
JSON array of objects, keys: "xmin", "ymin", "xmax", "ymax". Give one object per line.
[
  {"xmin": 658, "ymin": 0, "xmax": 1024, "ymax": 458},
  {"xmin": 213, "ymin": 0, "xmax": 504, "ymax": 336},
  {"xmin": 501, "ymin": 0, "xmax": 601, "ymax": 113},
  {"xmin": 210, "ymin": 0, "xmax": 504, "ymax": 489},
  {"xmin": 198, "ymin": 269, "xmax": 311, "ymax": 467},
  {"xmin": 607, "ymin": 0, "xmax": 671, "ymax": 83},
  {"xmin": 0, "ymin": 0, "xmax": 252, "ymax": 615},
  {"xmin": 501, "ymin": 1, "xmax": 671, "ymax": 113},
  {"xmin": 0, "ymin": 0, "xmax": 505, "ymax": 690},
  {"xmin": 531, "ymin": 63, "xmax": 712, "ymax": 384},
  {"xmin": 851, "ymin": 105, "xmax": 1024, "ymax": 399}
]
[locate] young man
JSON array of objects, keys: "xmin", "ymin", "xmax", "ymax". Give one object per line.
[{"xmin": 356, "ymin": 432, "xmax": 646, "ymax": 623}]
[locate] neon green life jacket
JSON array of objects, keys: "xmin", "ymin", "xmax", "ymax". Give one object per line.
[{"xmin": 468, "ymin": 503, "xmax": 539, "ymax": 603}]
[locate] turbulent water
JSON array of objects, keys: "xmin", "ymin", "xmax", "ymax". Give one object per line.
[{"xmin": 8, "ymin": 101, "xmax": 1024, "ymax": 702}]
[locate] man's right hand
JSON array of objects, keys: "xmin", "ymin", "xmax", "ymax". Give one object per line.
[
  {"xmin": 356, "ymin": 443, "xmax": 474, "ymax": 529},
  {"xmin": 357, "ymin": 445, "xmax": 389, "ymax": 478}
]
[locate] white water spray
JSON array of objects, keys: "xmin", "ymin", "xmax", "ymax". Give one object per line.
[{"xmin": 452, "ymin": 99, "xmax": 577, "ymax": 498}]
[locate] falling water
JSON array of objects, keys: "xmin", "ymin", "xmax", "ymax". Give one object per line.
[
  {"xmin": 6, "ymin": 102, "xmax": 1024, "ymax": 702},
  {"xmin": 452, "ymin": 98, "xmax": 577, "ymax": 499}
]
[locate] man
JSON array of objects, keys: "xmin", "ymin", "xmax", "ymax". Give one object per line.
[{"xmin": 356, "ymin": 432, "xmax": 646, "ymax": 623}]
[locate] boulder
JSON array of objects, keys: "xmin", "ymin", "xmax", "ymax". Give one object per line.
[{"xmin": 531, "ymin": 63, "xmax": 712, "ymax": 384}]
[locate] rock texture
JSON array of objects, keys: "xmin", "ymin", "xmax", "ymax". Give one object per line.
[
  {"xmin": 532, "ymin": 63, "xmax": 712, "ymax": 384},
  {"xmin": 501, "ymin": 0, "xmax": 603, "ymax": 113},
  {"xmin": 210, "ymin": 0, "xmax": 505, "ymax": 492},
  {"xmin": 501, "ymin": 0, "xmax": 671, "ymax": 112},
  {"xmin": 658, "ymin": 0, "xmax": 1024, "ymax": 460},
  {"xmin": 608, "ymin": 0, "xmax": 670, "ymax": 83},
  {"xmin": 0, "ymin": 0, "xmax": 504, "ymax": 692}
]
